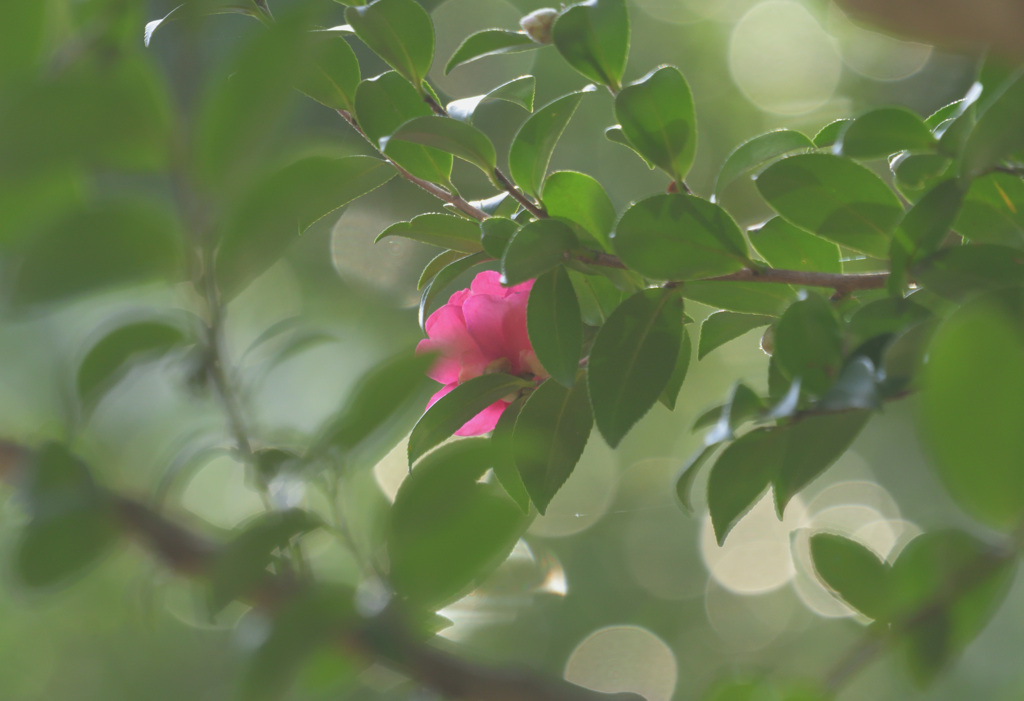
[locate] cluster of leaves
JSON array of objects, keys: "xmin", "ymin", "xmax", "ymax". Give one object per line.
[{"xmin": 4, "ymin": 0, "xmax": 1024, "ymax": 699}]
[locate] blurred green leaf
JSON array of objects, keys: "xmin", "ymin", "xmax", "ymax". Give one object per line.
[
  {"xmin": 8, "ymin": 200, "xmax": 184, "ymax": 309},
  {"xmin": 0, "ymin": 169, "xmax": 84, "ymax": 247},
  {"xmin": 552, "ymin": 0, "xmax": 629, "ymax": 91},
  {"xmin": 407, "ymin": 373, "xmax": 532, "ymax": 465},
  {"xmin": 588, "ymin": 288, "xmax": 682, "ymax": 447},
  {"xmin": 480, "ymin": 217, "xmax": 519, "ymax": 259},
  {"xmin": 377, "ymin": 213, "xmax": 483, "ymax": 253},
  {"xmin": 385, "ymin": 115, "xmax": 497, "ymax": 176},
  {"xmin": 750, "ymin": 217, "xmax": 841, "ymax": 273},
  {"xmin": 210, "ymin": 509, "xmax": 322, "ymax": 614},
  {"xmin": 756, "ymin": 153, "xmax": 903, "ymax": 258},
  {"xmin": 569, "ymin": 270, "xmax": 627, "ymax": 325},
  {"xmin": 891, "ymin": 153, "xmax": 954, "ymax": 202},
  {"xmin": 913, "ymin": 244, "xmax": 1024, "ymax": 299},
  {"xmin": 419, "ymin": 250, "xmax": 468, "ymax": 290},
  {"xmin": 675, "ymin": 443, "xmax": 716, "ymax": 515},
  {"xmin": 313, "ymin": 351, "xmax": 438, "ymax": 468},
  {"xmin": 542, "ymin": 171, "xmax": 616, "ymax": 252},
  {"xmin": 920, "ymin": 295, "xmax": 1024, "ymax": 530},
  {"xmin": 820, "ymin": 356, "xmax": 881, "ymax": 411},
  {"xmin": 355, "ymin": 72, "xmax": 453, "ymax": 186},
  {"xmin": 889, "ymin": 179, "xmax": 965, "ymax": 293},
  {"xmin": 445, "ymin": 30, "xmax": 540, "ymax": 74},
  {"xmin": 501, "ymin": 219, "xmax": 579, "ymax": 286},
  {"xmin": 298, "ymin": 33, "xmax": 360, "ymax": 112},
  {"xmin": 389, "ymin": 438, "xmax": 527, "ymax": 608},
  {"xmin": 773, "ymin": 294, "xmax": 842, "ymax": 397},
  {"xmin": 447, "ymin": 76, "xmax": 536, "ymax": 122},
  {"xmin": 0, "ymin": 1, "xmax": 49, "ymax": 80},
  {"xmin": 659, "ymin": 324, "xmax": 692, "ymax": 410},
  {"xmin": 714, "ymin": 129, "xmax": 813, "ymax": 197},
  {"xmin": 217, "ymin": 155, "xmax": 395, "ymax": 299},
  {"xmin": 78, "ymin": 315, "xmax": 192, "ymax": 412},
  {"xmin": 699, "ymin": 312, "xmax": 773, "ymax": 360},
  {"xmin": 527, "ymin": 267, "xmax": 583, "ymax": 388},
  {"xmin": 614, "ymin": 66, "xmax": 696, "ymax": 182},
  {"xmin": 613, "ymin": 194, "xmax": 748, "ymax": 280},
  {"xmin": 812, "ymin": 119, "xmax": 850, "ymax": 148},
  {"xmin": 955, "ymin": 172, "xmax": 1024, "ymax": 247},
  {"xmin": 15, "ymin": 444, "xmax": 118, "ymax": 590},
  {"xmin": 605, "ymin": 125, "xmax": 656, "ymax": 168},
  {"xmin": 513, "ymin": 374, "xmax": 592, "ymax": 514},
  {"xmin": 839, "ymin": 107, "xmax": 936, "ymax": 160},
  {"xmin": 346, "ymin": 0, "xmax": 434, "ymax": 88},
  {"xmin": 237, "ymin": 585, "xmax": 359, "ymax": 701},
  {"xmin": 702, "ymin": 382, "xmax": 766, "ymax": 446},
  {"xmin": 509, "ymin": 89, "xmax": 590, "ymax": 198},
  {"xmin": 144, "ymin": 1, "xmax": 270, "ymax": 48},
  {"xmin": 810, "ymin": 532, "xmax": 891, "ymax": 621},
  {"xmin": 962, "ymin": 70, "xmax": 1024, "ymax": 177}
]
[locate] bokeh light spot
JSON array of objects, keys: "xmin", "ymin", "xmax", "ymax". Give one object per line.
[{"xmin": 564, "ymin": 625, "xmax": 677, "ymax": 701}]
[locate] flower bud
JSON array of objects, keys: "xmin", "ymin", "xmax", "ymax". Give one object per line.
[{"xmin": 520, "ymin": 8, "xmax": 559, "ymax": 45}]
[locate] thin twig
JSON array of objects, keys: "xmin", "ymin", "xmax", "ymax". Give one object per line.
[
  {"xmin": 493, "ymin": 167, "xmax": 548, "ymax": 219},
  {"xmin": 337, "ymin": 110, "xmax": 488, "ymax": 222}
]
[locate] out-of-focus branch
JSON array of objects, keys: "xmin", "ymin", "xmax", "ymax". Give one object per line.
[
  {"xmin": 0, "ymin": 440, "xmax": 642, "ymax": 701},
  {"xmin": 834, "ymin": 0, "xmax": 1024, "ymax": 62}
]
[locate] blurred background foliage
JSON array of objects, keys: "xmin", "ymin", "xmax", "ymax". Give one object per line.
[{"xmin": 1, "ymin": 1, "xmax": 1022, "ymax": 700}]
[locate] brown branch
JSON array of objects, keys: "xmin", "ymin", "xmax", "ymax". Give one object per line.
[
  {"xmin": 0, "ymin": 440, "xmax": 641, "ymax": 701},
  {"xmin": 337, "ymin": 110, "xmax": 488, "ymax": 222},
  {"xmin": 493, "ymin": 167, "xmax": 548, "ymax": 219}
]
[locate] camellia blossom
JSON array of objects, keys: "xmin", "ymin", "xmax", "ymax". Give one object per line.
[{"xmin": 417, "ymin": 270, "xmax": 546, "ymax": 436}]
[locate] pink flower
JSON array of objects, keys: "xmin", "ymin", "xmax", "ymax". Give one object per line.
[{"xmin": 416, "ymin": 271, "xmax": 546, "ymax": 435}]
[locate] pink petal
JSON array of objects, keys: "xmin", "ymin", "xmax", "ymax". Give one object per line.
[
  {"xmin": 417, "ymin": 338, "xmax": 462, "ymax": 384},
  {"xmin": 470, "ymin": 270, "xmax": 508, "ymax": 298},
  {"xmin": 463, "ymin": 294, "xmax": 513, "ymax": 361},
  {"xmin": 423, "ymin": 303, "xmax": 489, "ymax": 379},
  {"xmin": 455, "ymin": 400, "xmax": 508, "ymax": 436}
]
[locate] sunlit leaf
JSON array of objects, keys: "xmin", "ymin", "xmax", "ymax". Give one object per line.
[
  {"xmin": 714, "ymin": 129, "xmax": 813, "ymax": 197},
  {"xmin": 376, "ymin": 213, "xmax": 483, "ymax": 253},
  {"xmin": 614, "ymin": 65, "xmax": 696, "ymax": 182},
  {"xmin": 385, "ymin": 115, "xmax": 497, "ymax": 177},
  {"xmin": 698, "ymin": 312, "xmax": 773, "ymax": 360},
  {"xmin": 445, "ymin": 29, "xmax": 540, "ymax": 74},
  {"xmin": 527, "ymin": 266, "xmax": 583, "ymax": 387},
  {"xmin": 346, "ymin": 0, "xmax": 434, "ymax": 87},
  {"xmin": 501, "ymin": 219, "xmax": 579, "ymax": 286},
  {"xmin": 509, "ymin": 89, "xmax": 591, "ymax": 198},
  {"xmin": 551, "ymin": 0, "xmax": 629, "ymax": 91}
]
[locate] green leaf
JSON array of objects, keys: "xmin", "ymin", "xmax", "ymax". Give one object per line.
[
  {"xmin": 480, "ymin": 217, "xmax": 519, "ymax": 259},
  {"xmin": 703, "ymin": 382, "xmax": 766, "ymax": 445},
  {"xmin": 376, "ymin": 213, "xmax": 483, "ymax": 253},
  {"xmin": 217, "ymin": 156, "xmax": 394, "ymax": 299},
  {"xmin": 749, "ymin": 217, "xmax": 840, "ymax": 273},
  {"xmin": 681, "ymin": 280, "xmax": 795, "ymax": 316},
  {"xmin": 444, "ymin": 29, "xmax": 540, "ymax": 74},
  {"xmin": 527, "ymin": 267, "xmax": 583, "ymax": 387},
  {"xmin": 9, "ymin": 200, "xmax": 184, "ymax": 309},
  {"xmin": 501, "ymin": 219, "xmax": 579, "ymax": 286},
  {"xmin": 144, "ymin": 1, "xmax": 270, "ymax": 48},
  {"xmin": 810, "ymin": 533, "xmax": 891, "ymax": 621},
  {"xmin": 542, "ymin": 171, "xmax": 616, "ymax": 252},
  {"xmin": 707, "ymin": 410, "xmax": 868, "ymax": 543},
  {"xmin": 714, "ymin": 129, "xmax": 814, "ymax": 197},
  {"xmin": 297, "ymin": 33, "xmax": 360, "ymax": 112},
  {"xmin": 210, "ymin": 509, "xmax": 321, "ymax": 614},
  {"xmin": 889, "ymin": 530, "xmax": 1016, "ymax": 686},
  {"xmin": 613, "ymin": 194, "xmax": 749, "ymax": 280},
  {"xmin": 847, "ymin": 297, "xmax": 933, "ymax": 347},
  {"xmin": 569, "ymin": 270, "xmax": 627, "ymax": 325},
  {"xmin": 238, "ymin": 585, "xmax": 358, "ymax": 701},
  {"xmin": 447, "ymin": 76, "xmax": 536, "ymax": 122},
  {"xmin": 195, "ymin": 9, "xmax": 312, "ymax": 185},
  {"xmin": 605, "ymin": 125, "xmax": 656, "ymax": 168},
  {"xmin": 920, "ymin": 295, "xmax": 1024, "ymax": 530},
  {"xmin": 889, "ymin": 179, "xmax": 965, "ymax": 293},
  {"xmin": 78, "ymin": 316, "xmax": 192, "ymax": 411},
  {"xmin": 15, "ymin": 444, "xmax": 118, "ymax": 589},
  {"xmin": 614, "ymin": 65, "xmax": 697, "ymax": 182},
  {"xmin": 509, "ymin": 89, "xmax": 590, "ymax": 198},
  {"xmin": 773, "ymin": 294, "xmax": 843, "ymax": 397},
  {"xmin": 839, "ymin": 107, "xmax": 936, "ymax": 160},
  {"xmin": 812, "ymin": 119, "xmax": 850, "ymax": 148},
  {"xmin": 659, "ymin": 324, "xmax": 692, "ymax": 410},
  {"xmin": 820, "ymin": 356, "xmax": 881, "ymax": 411},
  {"xmin": 962, "ymin": 71, "xmax": 1024, "ymax": 177},
  {"xmin": 346, "ymin": 0, "xmax": 434, "ymax": 87},
  {"xmin": 513, "ymin": 375, "xmax": 593, "ymax": 514},
  {"xmin": 955, "ymin": 172, "xmax": 1024, "ymax": 247},
  {"xmin": 913, "ymin": 244, "xmax": 1024, "ymax": 300},
  {"xmin": 891, "ymin": 153, "xmax": 955, "ymax": 203},
  {"xmin": 419, "ymin": 251, "xmax": 491, "ymax": 328},
  {"xmin": 354, "ymin": 72, "xmax": 452, "ymax": 185},
  {"xmin": 756, "ymin": 153, "xmax": 904, "ymax": 258},
  {"xmin": 0, "ymin": 0, "xmax": 48, "ymax": 80},
  {"xmin": 490, "ymin": 398, "xmax": 531, "ymax": 512},
  {"xmin": 551, "ymin": 0, "xmax": 629, "ymax": 91},
  {"xmin": 698, "ymin": 312, "xmax": 773, "ymax": 360},
  {"xmin": 419, "ymin": 250, "xmax": 468, "ymax": 290},
  {"xmin": 385, "ymin": 115, "xmax": 497, "ymax": 177},
  {"xmin": 408, "ymin": 373, "xmax": 533, "ymax": 465},
  {"xmin": 389, "ymin": 438, "xmax": 527, "ymax": 607},
  {"xmin": 588, "ymin": 288, "xmax": 683, "ymax": 447},
  {"xmin": 313, "ymin": 351, "xmax": 438, "ymax": 468}
]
